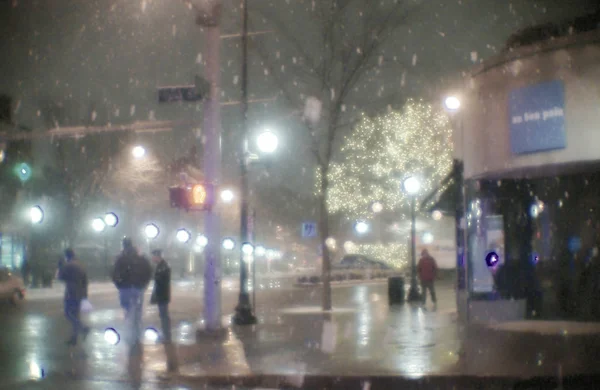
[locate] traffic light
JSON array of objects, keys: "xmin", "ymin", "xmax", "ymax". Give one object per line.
[{"xmin": 169, "ymin": 183, "xmax": 214, "ymax": 211}]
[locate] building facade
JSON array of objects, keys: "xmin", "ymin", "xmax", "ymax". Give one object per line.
[{"xmin": 459, "ymin": 23, "xmax": 600, "ymax": 321}]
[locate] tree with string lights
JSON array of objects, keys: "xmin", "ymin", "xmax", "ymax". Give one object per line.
[{"xmin": 324, "ymin": 98, "xmax": 454, "ymax": 219}]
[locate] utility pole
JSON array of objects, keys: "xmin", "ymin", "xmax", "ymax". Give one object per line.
[
  {"xmin": 196, "ymin": 1, "xmax": 223, "ymax": 332},
  {"xmin": 233, "ymin": 0, "xmax": 257, "ymax": 325}
]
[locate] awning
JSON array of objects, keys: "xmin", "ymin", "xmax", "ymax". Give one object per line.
[{"xmin": 420, "ymin": 159, "xmax": 462, "ymax": 214}]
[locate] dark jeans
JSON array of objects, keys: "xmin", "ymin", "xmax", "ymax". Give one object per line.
[
  {"xmin": 421, "ymin": 280, "xmax": 437, "ymax": 304},
  {"xmin": 119, "ymin": 288, "xmax": 145, "ymax": 345},
  {"xmin": 158, "ymin": 303, "xmax": 171, "ymax": 342},
  {"xmin": 64, "ymin": 299, "xmax": 87, "ymax": 342}
]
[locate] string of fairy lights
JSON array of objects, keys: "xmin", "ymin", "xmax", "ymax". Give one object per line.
[{"xmin": 316, "ymin": 99, "xmax": 454, "ymax": 269}]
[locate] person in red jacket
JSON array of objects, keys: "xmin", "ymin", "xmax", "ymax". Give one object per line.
[{"xmin": 417, "ymin": 248, "xmax": 438, "ymax": 306}]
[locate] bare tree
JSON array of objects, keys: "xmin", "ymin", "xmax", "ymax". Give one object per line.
[{"xmin": 253, "ymin": 0, "xmax": 420, "ymax": 310}]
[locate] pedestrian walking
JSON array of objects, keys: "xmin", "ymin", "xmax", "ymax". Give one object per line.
[
  {"xmin": 417, "ymin": 248, "xmax": 438, "ymax": 307},
  {"xmin": 112, "ymin": 237, "xmax": 152, "ymax": 346},
  {"xmin": 58, "ymin": 248, "xmax": 90, "ymax": 346},
  {"xmin": 150, "ymin": 249, "xmax": 172, "ymax": 343}
]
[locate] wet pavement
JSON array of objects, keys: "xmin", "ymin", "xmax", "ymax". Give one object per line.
[
  {"xmin": 3, "ymin": 277, "xmax": 600, "ymax": 389},
  {"xmin": 0, "ymin": 278, "xmax": 461, "ymax": 388}
]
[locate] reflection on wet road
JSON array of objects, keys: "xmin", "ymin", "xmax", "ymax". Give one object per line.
[{"xmin": 0, "ymin": 278, "xmax": 458, "ymax": 386}]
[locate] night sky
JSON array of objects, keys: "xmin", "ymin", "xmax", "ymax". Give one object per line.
[{"xmin": 0, "ymin": 0, "xmax": 597, "ymax": 250}]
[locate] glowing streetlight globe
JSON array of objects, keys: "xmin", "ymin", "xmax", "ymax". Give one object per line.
[
  {"xmin": 255, "ymin": 246, "xmax": 266, "ymax": 256},
  {"xmin": 104, "ymin": 212, "xmax": 119, "ymax": 227},
  {"xmin": 422, "ymin": 231, "xmax": 434, "ymax": 244},
  {"xmin": 432, "ymin": 210, "xmax": 443, "ymax": 221},
  {"xmin": 256, "ymin": 131, "xmax": 278, "ymax": 154},
  {"xmin": 444, "ymin": 96, "xmax": 461, "ymax": 111},
  {"xmin": 403, "ymin": 176, "xmax": 421, "ymax": 195},
  {"xmin": 371, "ymin": 202, "xmax": 383, "ymax": 214},
  {"xmin": 325, "ymin": 237, "xmax": 337, "ymax": 250},
  {"xmin": 220, "ymin": 189, "xmax": 234, "ymax": 203},
  {"xmin": 176, "ymin": 229, "xmax": 191, "ymax": 243},
  {"xmin": 92, "ymin": 217, "xmax": 106, "ymax": 232},
  {"xmin": 241, "ymin": 242, "xmax": 254, "ymax": 255},
  {"xmin": 132, "ymin": 145, "xmax": 146, "ymax": 159},
  {"xmin": 354, "ymin": 221, "xmax": 370, "ymax": 235},
  {"xmin": 196, "ymin": 234, "xmax": 208, "ymax": 248},
  {"xmin": 222, "ymin": 238, "xmax": 235, "ymax": 250},
  {"xmin": 30, "ymin": 206, "xmax": 44, "ymax": 224},
  {"xmin": 144, "ymin": 223, "xmax": 160, "ymax": 239}
]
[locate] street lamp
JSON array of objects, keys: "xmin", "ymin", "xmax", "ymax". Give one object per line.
[
  {"xmin": 92, "ymin": 217, "xmax": 107, "ymax": 233},
  {"xmin": 220, "ymin": 189, "xmax": 235, "ymax": 203},
  {"xmin": 30, "ymin": 206, "xmax": 44, "ymax": 224},
  {"xmin": 196, "ymin": 234, "xmax": 208, "ymax": 248},
  {"xmin": 254, "ymin": 245, "xmax": 266, "ymax": 257},
  {"xmin": 144, "ymin": 223, "xmax": 160, "ymax": 240},
  {"xmin": 371, "ymin": 201, "xmax": 383, "ymax": 214},
  {"xmin": 403, "ymin": 176, "xmax": 421, "ymax": 302},
  {"xmin": 132, "ymin": 145, "xmax": 146, "ymax": 159},
  {"xmin": 176, "ymin": 229, "xmax": 191, "ymax": 243},
  {"xmin": 256, "ymin": 131, "xmax": 278, "ymax": 154},
  {"xmin": 444, "ymin": 96, "xmax": 461, "ymax": 111},
  {"xmin": 104, "ymin": 212, "xmax": 119, "ymax": 227},
  {"xmin": 222, "ymin": 238, "xmax": 235, "ymax": 251},
  {"xmin": 354, "ymin": 221, "xmax": 370, "ymax": 235}
]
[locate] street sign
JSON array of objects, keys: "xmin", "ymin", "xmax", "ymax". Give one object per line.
[
  {"xmin": 302, "ymin": 222, "xmax": 317, "ymax": 238},
  {"xmin": 158, "ymin": 75, "xmax": 210, "ymax": 103},
  {"xmin": 158, "ymin": 86, "xmax": 202, "ymax": 103}
]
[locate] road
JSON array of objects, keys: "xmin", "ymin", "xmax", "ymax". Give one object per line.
[{"xmin": 0, "ymin": 277, "xmax": 459, "ymax": 389}]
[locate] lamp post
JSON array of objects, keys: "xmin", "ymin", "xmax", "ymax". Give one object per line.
[
  {"xmin": 403, "ymin": 176, "xmax": 421, "ymax": 302},
  {"xmin": 444, "ymin": 94, "xmax": 469, "ymax": 321}
]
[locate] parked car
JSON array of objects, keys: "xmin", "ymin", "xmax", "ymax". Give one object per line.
[{"xmin": 0, "ymin": 268, "xmax": 26, "ymax": 305}]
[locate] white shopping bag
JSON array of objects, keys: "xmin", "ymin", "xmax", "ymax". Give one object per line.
[{"xmin": 81, "ymin": 299, "xmax": 93, "ymax": 313}]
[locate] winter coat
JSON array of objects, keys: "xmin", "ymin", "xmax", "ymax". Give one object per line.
[
  {"xmin": 417, "ymin": 255, "xmax": 438, "ymax": 282},
  {"xmin": 150, "ymin": 259, "xmax": 171, "ymax": 305},
  {"xmin": 58, "ymin": 260, "xmax": 88, "ymax": 301},
  {"xmin": 111, "ymin": 248, "xmax": 152, "ymax": 290}
]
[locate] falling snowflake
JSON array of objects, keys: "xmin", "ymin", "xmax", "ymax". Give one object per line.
[
  {"xmin": 172, "ymin": 25, "xmax": 177, "ymax": 37},
  {"xmin": 264, "ymin": 68, "xmax": 269, "ymax": 76},
  {"xmin": 196, "ymin": 53, "xmax": 203, "ymax": 64},
  {"xmin": 292, "ymin": 57, "xmax": 297, "ymax": 64},
  {"xmin": 130, "ymin": 105, "xmax": 136, "ymax": 116},
  {"xmin": 471, "ymin": 51, "xmax": 478, "ymax": 62},
  {"xmin": 330, "ymin": 88, "xmax": 335, "ymax": 101},
  {"xmin": 233, "ymin": 75, "xmax": 239, "ymax": 85},
  {"xmin": 141, "ymin": 0, "xmax": 147, "ymax": 12},
  {"xmin": 148, "ymin": 110, "xmax": 155, "ymax": 121},
  {"xmin": 378, "ymin": 56, "xmax": 384, "ymax": 66},
  {"xmin": 412, "ymin": 54, "xmax": 417, "ymax": 66},
  {"xmin": 91, "ymin": 110, "xmax": 97, "ymax": 122}
]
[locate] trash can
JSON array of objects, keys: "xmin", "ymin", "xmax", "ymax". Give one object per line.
[{"xmin": 388, "ymin": 276, "xmax": 405, "ymax": 305}]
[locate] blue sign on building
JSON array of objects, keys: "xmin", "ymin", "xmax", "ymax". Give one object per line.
[{"xmin": 508, "ymin": 80, "xmax": 566, "ymax": 155}]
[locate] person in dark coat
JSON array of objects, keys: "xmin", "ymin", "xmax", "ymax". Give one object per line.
[
  {"xmin": 58, "ymin": 248, "xmax": 90, "ymax": 346},
  {"xmin": 112, "ymin": 237, "xmax": 152, "ymax": 346},
  {"xmin": 150, "ymin": 249, "xmax": 172, "ymax": 343}
]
